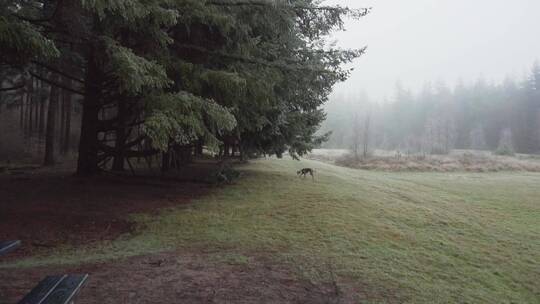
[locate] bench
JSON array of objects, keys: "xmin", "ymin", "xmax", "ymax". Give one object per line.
[
  {"xmin": 0, "ymin": 241, "xmax": 89, "ymax": 303},
  {"xmin": 18, "ymin": 274, "xmax": 89, "ymax": 304},
  {"xmin": 0, "ymin": 240, "xmax": 21, "ymax": 256}
]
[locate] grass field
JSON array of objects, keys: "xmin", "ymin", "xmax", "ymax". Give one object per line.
[{"xmin": 2, "ymin": 158, "xmax": 539, "ymax": 303}]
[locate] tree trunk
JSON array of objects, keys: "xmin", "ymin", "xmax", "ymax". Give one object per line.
[
  {"xmin": 24, "ymin": 89, "xmax": 31, "ymax": 138},
  {"xmin": 28, "ymin": 90, "xmax": 34, "ymax": 136},
  {"xmin": 38, "ymin": 82, "xmax": 46, "ymax": 140},
  {"xmin": 161, "ymin": 150, "xmax": 170, "ymax": 172},
  {"xmin": 76, "ymin": 55, "xmax": 101, "ymax": 176},
  {"xmin": 59, "ymin": 90, "xmax": 66, "ymax": 151},
  {"xmin": 363, "ymin": 113, "xmax": 371, "ymax": 158},
  {"xmin": 218, "ymin": 145, "xmax": 224, "ymax": 158},
  {"xmin": 195, "ymin": 138, "xmax": 204, "ymax": 156},
  {"xmin": 239, "ymin": 143, "xmax": 246, "ymax": 161},
  {"xmin": 38, "ymin": 94, "xmax": 47, "ymax": 153},
  {"xmin": 19, "ymin": 94, "xmax": 25, "ymax": 130},
  {"xmin": 223, "ymin": 143, "xmax": 230, "ymax": 157},
  {"xmin": 34, "ymin": 78, "xmax": 40, "ymax": 136},
  {"xmin": 62, "ymin": 87, "xmax": 72, "ymax": 154},
  {"xmin": 44, "ymin": 75, "xmax": 60, "ymax": 166},
  {"xmin": 112, "ymin": 99, "xmax": 127, "ymax": 171},
  {"xmin": 34, "ymin": 98, "xmax": 39, "ymax": 133}
]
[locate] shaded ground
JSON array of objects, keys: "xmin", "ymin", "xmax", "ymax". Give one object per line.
[
  {"xmin": 0, "ymin": 169, "xmax": 206, "ymax": 259},
  {"xmin": 2, "ymin": 251, "xmax": 368, "ymax": 304}
]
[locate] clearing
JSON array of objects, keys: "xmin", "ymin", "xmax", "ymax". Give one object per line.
[{"xmin": 0, "ymin": 158, "xmax": 539, "ymax": 303}]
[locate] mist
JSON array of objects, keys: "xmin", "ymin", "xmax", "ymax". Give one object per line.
[
  {"xmin": 327, "ymin": 0, "xmax": 540, "ymax": 100},
  {"xmin": 320, "ymin": 0, "xmax": 540, "ymax": 160}
]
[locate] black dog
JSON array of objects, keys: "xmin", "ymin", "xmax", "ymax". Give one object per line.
[{"xmin": 297, "ymin": 168, "xmax": 315, "ymax": 180}]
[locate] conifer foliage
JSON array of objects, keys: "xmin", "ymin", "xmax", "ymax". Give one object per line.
[{"xmin": 0, "ymin": 0, "xmax": 366, "ymax": 175}]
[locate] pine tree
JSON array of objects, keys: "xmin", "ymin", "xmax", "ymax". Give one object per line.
[{"xmin": 1, "ymin": 0, "xmax": 367, "ymax": 175}]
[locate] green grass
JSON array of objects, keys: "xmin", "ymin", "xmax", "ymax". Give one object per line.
[{"xmin": 2, "ymin": 158, "xmax": 539, "ymax": 303}]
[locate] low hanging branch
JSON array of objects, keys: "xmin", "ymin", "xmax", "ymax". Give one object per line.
[
  {"xmin": 29, "ymin": 71, "xmax": 85, "ymax": 96},
  {"xmin": 0, "ymin": 83, "xmax": 25, "ymax": 92},
  {"xmin": 11, "ymin": 0, "xmax": 64, "ymax": 23},
  {"xmin": 31, "ymin": 61, "xmax": 85, "ymax": 84},
  {"xmin": 98, "ymin": 143, "xmax": 159, "ymax": 158}
]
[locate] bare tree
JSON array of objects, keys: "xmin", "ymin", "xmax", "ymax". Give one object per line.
[
  {"xmin": 351, "ymin": 112, "xmax": 361, "ymax": 160},
  {"xmin": 495, "ymin": 128, "xmax": 515, "ymax": 155},
  {"xmin": 423, "ymin": 113, "xmax": 456, "ymax": 155},
  {"xmin": 362, "ymin": 111, "xmax": 371, "ymax": 158},
  {"xmin": 470, "ymin": 125, "xmax": 487, "ymax": 150}
]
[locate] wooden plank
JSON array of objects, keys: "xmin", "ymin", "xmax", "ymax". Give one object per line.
[
  {"xmin": 41, "ymin": 274, "xmax": 89, "ymax": 304},
  {"xmin": 0, "ymin": 240, "xmax": 21, "ymax": 256},
  {"xmin": 17, "ymin": 275, "xmax": 66, "ymax": 304}
]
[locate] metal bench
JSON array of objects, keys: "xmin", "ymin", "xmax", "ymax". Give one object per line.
[
  {"xmin": 18, "ymin": 274, "xmax": 89, "ymax": 304},
  {"xmin": 0, "ymin": 241, "xmax": 89, "ymax": 303},
  {"xmin": 0, "ymin": 240, "xmax": 21, "ymax": 256}
]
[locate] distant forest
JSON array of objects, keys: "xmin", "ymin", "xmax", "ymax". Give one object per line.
[{"xmin": 321, "ymin": 63, "xmax": 540, "ymax": 155}]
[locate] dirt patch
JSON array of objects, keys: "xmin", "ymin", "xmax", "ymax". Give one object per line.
[
  {"xmin": 0, "ymin": 171, "xmax": 208, "ymax": 259},
  {"xmin": 0, "ymin": 251, "xmax": 383, "ymax": 304}
]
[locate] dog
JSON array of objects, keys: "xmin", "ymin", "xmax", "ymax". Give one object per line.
[{"xmin": 297, "ymin": 168, "xmax": 315, "ymax": 180}]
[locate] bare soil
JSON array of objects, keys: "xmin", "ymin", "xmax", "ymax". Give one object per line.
[
  {"xmin": 1, "ymin": 251, "xmax": 367, "ymax": 304},
  {"xmin": 0, "ymin": 169, "xmax": 206, "ymax": 259}
]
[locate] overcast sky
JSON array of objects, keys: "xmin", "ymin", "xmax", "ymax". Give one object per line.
[{"xmin": 325, "ymin": 0, "xmax": 540, "ymax": 101}]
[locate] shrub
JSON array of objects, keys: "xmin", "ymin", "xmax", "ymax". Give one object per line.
[
  {"xmin": 494, "ymin": 146, "xmax": 515, "ymax": 156},
  {"xmin": 495, "ymin": 128, "xmax": 515, "ymax": 156}
]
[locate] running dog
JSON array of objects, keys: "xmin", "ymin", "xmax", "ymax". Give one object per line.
[{"xmin": 297, "ymin": 168, "xmax": 315, "ymax": 180}]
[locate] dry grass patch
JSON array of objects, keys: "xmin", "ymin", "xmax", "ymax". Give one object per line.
[{"xmin": 309, "ymin": 149, "xmax": 540, "ymax": 172}]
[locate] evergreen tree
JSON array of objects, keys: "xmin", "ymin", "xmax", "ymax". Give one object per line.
[
  {"xmin": 0, "ymin": 0, "xmax": 368, "ymax": 174},
  {"xmin": 522, "ymin": 63, "xmax": 540, "ymax": 153},
  {"xmin": 322, "ymin": 63, "xmax": 540, "ymax": 156}
]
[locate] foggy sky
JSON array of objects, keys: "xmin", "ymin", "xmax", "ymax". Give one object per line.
[{"xmin": 326, "ymin": 0, "xmax": 540, "ymax": 101}]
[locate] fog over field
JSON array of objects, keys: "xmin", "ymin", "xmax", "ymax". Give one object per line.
[
  {"xmin": 327, "ymin": 0, "xmax": 540, "ymax": 100},
  {"xmin": 322, "ymin": 0, "xmax": 540, "ymax": 160}
]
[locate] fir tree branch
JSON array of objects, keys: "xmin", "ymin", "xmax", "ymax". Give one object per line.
[
  {"xmin": 11, "ymin": 0, "xmax": 64, "ymax": 23},
  {"xmin": 206, "ymin": 0, "xmax": 370, "ymax": 16},
  {"xmin": 0, "ymin": 83, "xmax": 25, "ymax": 92},
  {"xmin": 29, "ymin": 70, "xmax": 85, "ymax": 95},
  {"xmin": 176, "ymin": 43, "xmax": 352, "ymax": 74},
  {"xmin": 31, "ymin": 61, "xmax": 85, "ymax": 84}
]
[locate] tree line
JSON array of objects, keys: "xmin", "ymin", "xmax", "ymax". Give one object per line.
[
  {"xmin": 0, "ymin": 66, "xmax": 80, "ymax": 162},
  {"xmin": 322, "ymin": 63, "xmax": 540, "ymax": 156},
  {"xmin": 0, "ymin": 0, "xmax": 367, "ymax": 175}
]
